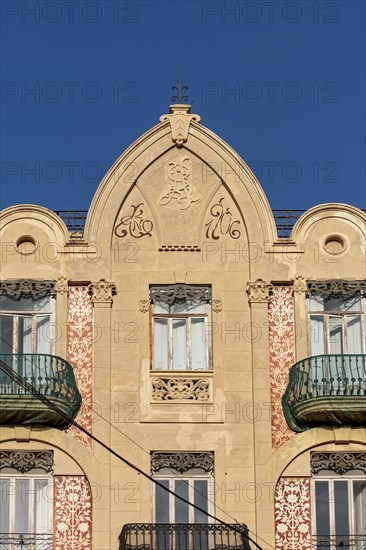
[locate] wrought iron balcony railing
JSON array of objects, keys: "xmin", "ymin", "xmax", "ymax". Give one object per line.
[
  {"xmin": 312, "ymin": 534, "xmax": 366, "ymax": 549},
  {"xmin": 0, "ymin": 533, "xmax": 53, "ymax": 549},
  {"xmin": 119, "ymin": 523, "xmax": 251, "ymax": 550},
  {"xmin": 283, "ymin": 354, "xmax": 366, "ymax": 432},
  {"xmin": 0, "ymin": 353, "xmax": 82, "ymax": 429}
]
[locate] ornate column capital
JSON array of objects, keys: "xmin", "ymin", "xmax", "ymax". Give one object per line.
[
  {"xmin": 293, "ymin": 275, "xmax": 307, "ymax": 294},
  {"xmin": 89, "ymin": 279, "xmax": 116, "ymax": 304},
  {"xmin": 160, "ymin": 105, "xmax": 201, "ymax": 147},
  {"xmin": 55, "ymin": 276, "xmax": 69, "ymax": 295},
  {"xmin": 246, "ymin": 278, "xmax": 273, "ymax": 303}
]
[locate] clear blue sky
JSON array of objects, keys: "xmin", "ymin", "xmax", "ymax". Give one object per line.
[{"xmin": 1, "ymin": 0, "xmax": 365, "ymax": 212}]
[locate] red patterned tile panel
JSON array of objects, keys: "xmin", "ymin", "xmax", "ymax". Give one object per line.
[
  {"xmin": 274, "ymin": 478, "xmax": 312, "ymax": 550},
  {"xmin": 67, "ymin": 286, "xmax": 93, "ymax": 448},
  {"xmin": 269, "ymin": 286, "xmax": 295, "ymax": 451},
  {"xmin": 54, "ymin": 475, "xmax": 92, "ymax": 549}
]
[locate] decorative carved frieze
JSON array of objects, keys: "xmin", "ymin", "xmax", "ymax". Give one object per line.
[
  {"xmin": 150, "ymin": 285, "xmax": 211, "ymax": 305},
  {"xmin": 152, "ymin": 377, "xmax": 210, "ymax": 401},
  {"xmin": 307, "ymin": 280, "xmax": 366, "ymax": 298},
  {"xmin": 293, "ymin": 275, "xmax": 307, "ymax": 294},
  {"xmin": 205, "ymin": 198, "xmax": 241, "ymax": 240},
  {"xmin": 55, "ymin": 276, "xmax": 69, "ymax": 295},
  {"xmin": 212, "ymin": 299, "xmax": 222, "ymax": 313},
  {"xmin": 0, "ymin": 450, "xmax": 54, "ymax": 473},
  {"xmin": 114, "ymin": 203, "xmax": 153, "ymax": 239},
  {"xmin": 0, "ymin": 280, "xmax": 56, "ymax": 300},
  {"xmin": 311, "ymin": 452, "xmax": 366, "ymax": 475},
  {"xmin": 89, "ymin": 279, "xmax": 116, "ymax": 304},
  {"xmin": 160, "ymin": 105, "xmax": 201, "ymax": 147},
  {"xmin": 139, "ymin": 299, "xmax": 150, "ymax": 313},
  {"xmin": 246, "ymin": 279, "xmax": 273, "ymax": 303},
  {"xmin": 151, "ymin": 451, "xmax": 214, "ymax": 474},
  {"xmin": 159, "ymin": 156, "xmax": 200, "ymax": 210}
]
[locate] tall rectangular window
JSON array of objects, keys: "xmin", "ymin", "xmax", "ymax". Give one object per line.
[
  {"xmin": 308, "ymin": 292, "xmax": 365, "ymax": 356},
  {"xmin": 150, "ymin": 285, "xmax": 211, "ymax": 371}
]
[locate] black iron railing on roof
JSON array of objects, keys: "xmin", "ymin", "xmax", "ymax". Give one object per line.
[
  {"xmin": 54, "ymin": 209, "xmax": 366, "ymax": 239},
  {"xmin": 119, "ymin": 523, "xmax": 251, "ymax": 550}
]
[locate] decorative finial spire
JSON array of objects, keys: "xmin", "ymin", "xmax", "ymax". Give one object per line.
[{"xmin": 171, "ymin": 65, "xmax": 190, "ymax": 104}]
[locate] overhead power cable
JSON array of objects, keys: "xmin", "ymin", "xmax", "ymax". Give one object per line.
[{"xmin": 0, "ymin": 358, "xmax": 265, "ymax": 550}]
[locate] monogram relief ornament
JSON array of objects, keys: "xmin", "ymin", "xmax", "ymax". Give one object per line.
[
  {"xmin": 205, "ymin": 198, "xmax": 241, "ymax": 240},
  {"xmin": 114, "ymin": 203, "xmax": 153, "ymax": 239},
  {"xmin": 159, "ymin": 156, "xmax": 200, "ymax": 210},
  {"xmin": 246, "ymin": 279, "xmax": 273, "ymax": 303},
  {"xmin": 89, "ymin": 279, "xmax": 117, "ymax": 304}
]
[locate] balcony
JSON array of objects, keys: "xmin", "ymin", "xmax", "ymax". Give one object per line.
[
  {"xmin": 312, "ymin": 534, "xmax": 366, "ymax": 549},
  {"xmin": 282, "ymin": 355, "xmax": 366, "ymax": 432},
  {"xmin": 119, "ymin": 524, "xmax": 251, "ymax": 550},
  {"xmin": 0, "ymin": 533, "xmax": 52, "ymax": 549},
  {"xmin": 0, "ymin": 354, "xmax": 81, "ymax": 429}
]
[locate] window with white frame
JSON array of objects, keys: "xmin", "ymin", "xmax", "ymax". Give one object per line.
[
  {"xmin": 311, "ymin": 452, "xmax": 366, "ymax": 549},
  {"xmin": 150, "ymin": 285, "xmax": 211, "ymax": 371},
  {"xmin": 0, "ymin": 450, "xmax": 53, "ymax": 546},
  {"xmin": 151, "ymin": 451, "xmax": 214, "ymax": 525},
  {"xmin": 308, "ymin": 282, "xmax": 365, "ymax": 356}
]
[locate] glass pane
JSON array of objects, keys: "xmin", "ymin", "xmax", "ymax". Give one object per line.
[
  {"xmin": 329, "ymin": 316, "xmax": 343, "ymax": 354},
  {"xmin": 154, "ymin": 319, "xmax": 169, "ymax": 370},
  {"xmin": 0, "ymin": 315, "xmax": 14, "ymax": 354},
  {"xmin": 172, "ymin": 319, "xmax": 187, "ymax": 370},
  {"xmin": 353, "ymin": 480, "xmax": 366, "ymax": 537},
  {"xmin": 0, "ymin": 478, "xmax": 10, "ymax": 533},
  {"xmin": 310, "ymin": 316, "xmax": 325, "ymax": 356},
  {"xmin": 309, "ymin": 295, "xmax": 324, "ymax": 312},
  {"xmin": 0, "ymin": 295, "xmax": 51, "ymax": 313},
  {"xmin": 194, "ymin": 480, "xmax": 208, "ymax": 523},
  {"xmin": 18, "ymin": 317, "xmax": 33, "ymax": 355},
  {"xmin": 325, "ymin": 294, "xmax": 362, "ymax": 312},
  {"xmin": 155, "ymin": 480, "xmax": 169, "ymax": 522},
  {"xmin": 191, "ymin": 319, "xmax": 207, "ymax": 370},
  {"xmin": 346, "ymin": 316, "xmax": 363, "ymax": 354},
  {"xmin": 175, "ymin": 480, "xmax": 189, "ymax": 523},
  {"xmin": 34, "ymin": 479, "xmax": 49, "ymax": 533},
  {"xmin": 315, "ymin": 481, "xmax": 330, "ymax": 537},
  {"xmin": 14, "ymin": 478, "xmax": 30, "ymax": 533},
  {"xmin": 334, "ymin": 481, "xmax": 349, "ymax": 545},
  {"xmin": 36, "ymin": 316, "xmax": 51, "ymax": 354}
]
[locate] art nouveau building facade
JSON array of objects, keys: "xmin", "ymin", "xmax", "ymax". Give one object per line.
[{"xmin": 0, "ymin": 103, "xmax": 365, "ymax": 550}]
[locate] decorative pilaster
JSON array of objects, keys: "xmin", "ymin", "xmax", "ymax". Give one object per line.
[
  {"xmin": 268, "ymin": 286, "xmax": 295, "ymax": 451},
  {"xmin": 66, "ymin": 286, "xmax": 93, "ymax": 449},
  {"xmin": 274, "ymin": 478, "xmax": 312, "ymax": 549},
  {"xmin": 89, "ymin": 279, "xmax": 116, "ymax": 304},
  {"xmin": 54, "ymin": 476, "xmax": 92, "ymax": 550},
  {"xmin": 246, "ymin": 278, "xmax": 273, "ymax": 303}
]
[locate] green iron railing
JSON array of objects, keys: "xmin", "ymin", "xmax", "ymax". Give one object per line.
[
  {"xmin": 282, "ymin": 354, "xmax": 366, "ymax": 432},
  {"xmin": 0, "ymin": 353, "xmax": 82, "ymax": 428}
]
